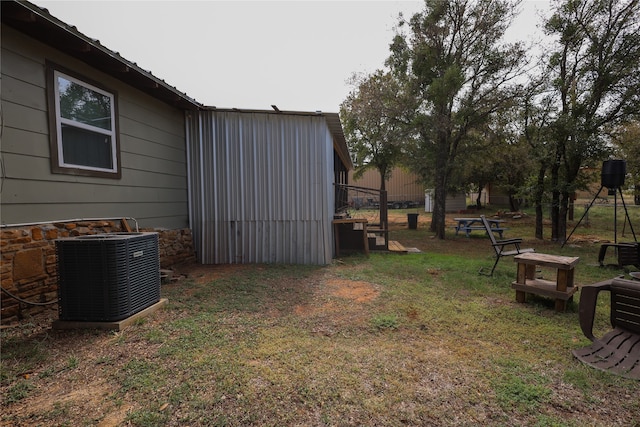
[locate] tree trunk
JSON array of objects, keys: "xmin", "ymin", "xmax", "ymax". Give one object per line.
[
  {"xmin": 558, "ymin": 190, "xmax": 569, "ymax": 243},
  {"xmin": 508, "ymin": 195, "xmax": 521, "ymax": 212},
  {"xmin": 429, "ymin": 127, "xmax": 452, "ymax": 239},
  {"xmin": 379, "ymin": 167, "xmax": 388, "ymax": 234},
  {"xmin": 534, "ymin": 166, "xmax": 545, "ymax": 240},
  {"xmin": 476, "ymin": 183, "xmax": 484, "ymax": 209},
  {"xmin": 430, "ymin": 162, "xmax": 447, "ymax": 237},
  {"xmin": 431, "ymin": 182, "xmax": 447, "ymax": 239},
  {"xmin": 551, "ymin": 190, "xmax": 561, "ymax": 242},
  {"xmin": 550, "ymin": 160, "xmax": 561, "ymax": 242}
]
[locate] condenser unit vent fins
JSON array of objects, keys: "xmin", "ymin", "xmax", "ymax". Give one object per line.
[{"xmin": 55, "ymin": 232, "xmax": 160, "ymax": 321}]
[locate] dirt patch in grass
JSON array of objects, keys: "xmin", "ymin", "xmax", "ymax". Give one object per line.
[
  {"xmin": 0, "ymin": 268, "xmax": 386, "ymax": 426},
  {"xmin": 174, "ymin": 262, "xmax": 253, "ymax": 284},
  {"xmin": 325, "ymin": 279, "xmax": 379, "ymax": 302}
]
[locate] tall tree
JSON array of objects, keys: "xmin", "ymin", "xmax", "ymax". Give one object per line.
[
  {"xmin": 613, "ymin": 121, "xmax": 640, "ymax": 204},
  {"xmin": 487, "ymin": 108, "xmax": 535, "ymax": 212},
  {"xmin": 340, "ymin": 70, "xmax": 412, "ymax": 192},
  {"xmin": 543, "ymin": 0, "xmax": 640, "ymax": 241},
  {"xmin": 521, "ymin": 78, "xmax": 556, "ymax": 239},
  {"xmin": 458, "ymin": 131, "xmax": 498, "ymax": 210},
  {"xmin": 459, "ymin": 105, "xmax": 534, "ymax": 212},
  {"xmin": 387, "ymin": 0, "xmax": 527, "ymax": 238},
  {"xmin": 340, "ymin": 70, "xmax": 413, "ymax": 230}
]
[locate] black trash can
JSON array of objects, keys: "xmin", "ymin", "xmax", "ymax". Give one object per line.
[{"xmin": 407, "ymin": 213, "xmax": 419, "ymax": 229}]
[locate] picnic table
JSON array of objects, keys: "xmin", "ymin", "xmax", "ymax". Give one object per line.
[{"xmin": 454, "ymin": 217, "xmax": 506, "ymax": 238}]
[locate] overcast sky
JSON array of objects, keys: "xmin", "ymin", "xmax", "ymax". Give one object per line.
[{"xmin": 35, "ymin": 0, "xmax": 552, "ymax": 112}]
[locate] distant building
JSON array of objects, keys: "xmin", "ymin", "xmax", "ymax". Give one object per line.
[{"xmin": 349, "ymin": 167, "xmax": 467, "ymax": 212}]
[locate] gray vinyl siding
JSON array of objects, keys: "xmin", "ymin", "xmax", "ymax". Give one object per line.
[
  {"xmin": 445, "ymin": 193, "xmax": 468, "ymax": 212},
  {"xmin": 186, "ymin": 110, "xmax": 335, "ymax": 265},
  {"xmin": 1, "ymin": 27, "xmax": 189, "ymax": 229}
]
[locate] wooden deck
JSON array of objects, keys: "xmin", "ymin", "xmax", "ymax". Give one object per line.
[{"xmin": 388, "ymin": 240, "xmax": 408, "ymax": 253}]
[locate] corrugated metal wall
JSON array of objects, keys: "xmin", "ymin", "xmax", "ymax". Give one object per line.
[{"xmin": 186, "ymin": 110, "xmax": 335, "ymax": 264}]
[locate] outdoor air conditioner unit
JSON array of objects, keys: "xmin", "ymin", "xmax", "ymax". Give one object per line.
[{"xmin": 55, "ymin": 232, "xmax": 160, "ymax": 322}]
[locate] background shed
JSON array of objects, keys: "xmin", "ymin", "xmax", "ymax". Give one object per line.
[{"xmin": 348, "ymin": 167, "xmax": 425, "ymax": 207}]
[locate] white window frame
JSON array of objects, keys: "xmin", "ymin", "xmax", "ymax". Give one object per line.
[{"xmin": 50, "ymin": 68, "xmax": 119, "ymax": 176}]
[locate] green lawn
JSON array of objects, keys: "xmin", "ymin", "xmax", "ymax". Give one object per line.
[{"xmin": 1, "ymin": 207, "xmax": 639, "ymax": 426}]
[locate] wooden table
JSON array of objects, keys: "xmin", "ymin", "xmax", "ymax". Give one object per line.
[
  {"xmin": 332, "ymin": 218, "xmax": 369, "ymax": 257},
  {"xmin": 454, "ymin": 217, "xmax": 506, "ymax": 238},
  {"xmin": 512, "ymin": 252, "xmax": 579, "ymax": 312}
]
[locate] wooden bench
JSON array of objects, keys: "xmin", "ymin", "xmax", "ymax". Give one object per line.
[
  {"xmin": 512, "ymin": 252, "xmax": 579, "ymax": 312},
  {"xmin": 572, "ymin": 277, "xmax": 640, "ymax": 379}
]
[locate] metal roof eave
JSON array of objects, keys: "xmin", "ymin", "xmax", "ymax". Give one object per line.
[{"xmin": 201, "ymin": 107, "xmax": 352, "ymax": 171}]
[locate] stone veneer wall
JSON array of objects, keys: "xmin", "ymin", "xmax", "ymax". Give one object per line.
[{"xmin": 0, "ymin": 220, "xmax": 196, "ymax": 325}]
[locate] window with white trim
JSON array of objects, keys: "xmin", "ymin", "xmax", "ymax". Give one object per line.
[{"xmin": 48, "ymin": 65, "xmax": 120, "ymax": 178}]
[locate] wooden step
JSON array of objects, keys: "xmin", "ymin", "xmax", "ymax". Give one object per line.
[{"xmin": 388, "ymin": 240, "xmax": 408, "ymax": 253}]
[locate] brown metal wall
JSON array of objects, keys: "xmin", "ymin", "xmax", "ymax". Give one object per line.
[{"xmin": 348, "ymin": 167, "xmax": 424, "ymax": 203}]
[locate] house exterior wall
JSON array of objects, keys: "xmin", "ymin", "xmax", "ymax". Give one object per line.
[
  {"xmin": 186, "ymin": 110, "xmax": 335, "ymax": 265},
  {"xmin": 1, "ymin": 26, "xmax": 189, "ymax": 229}
]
